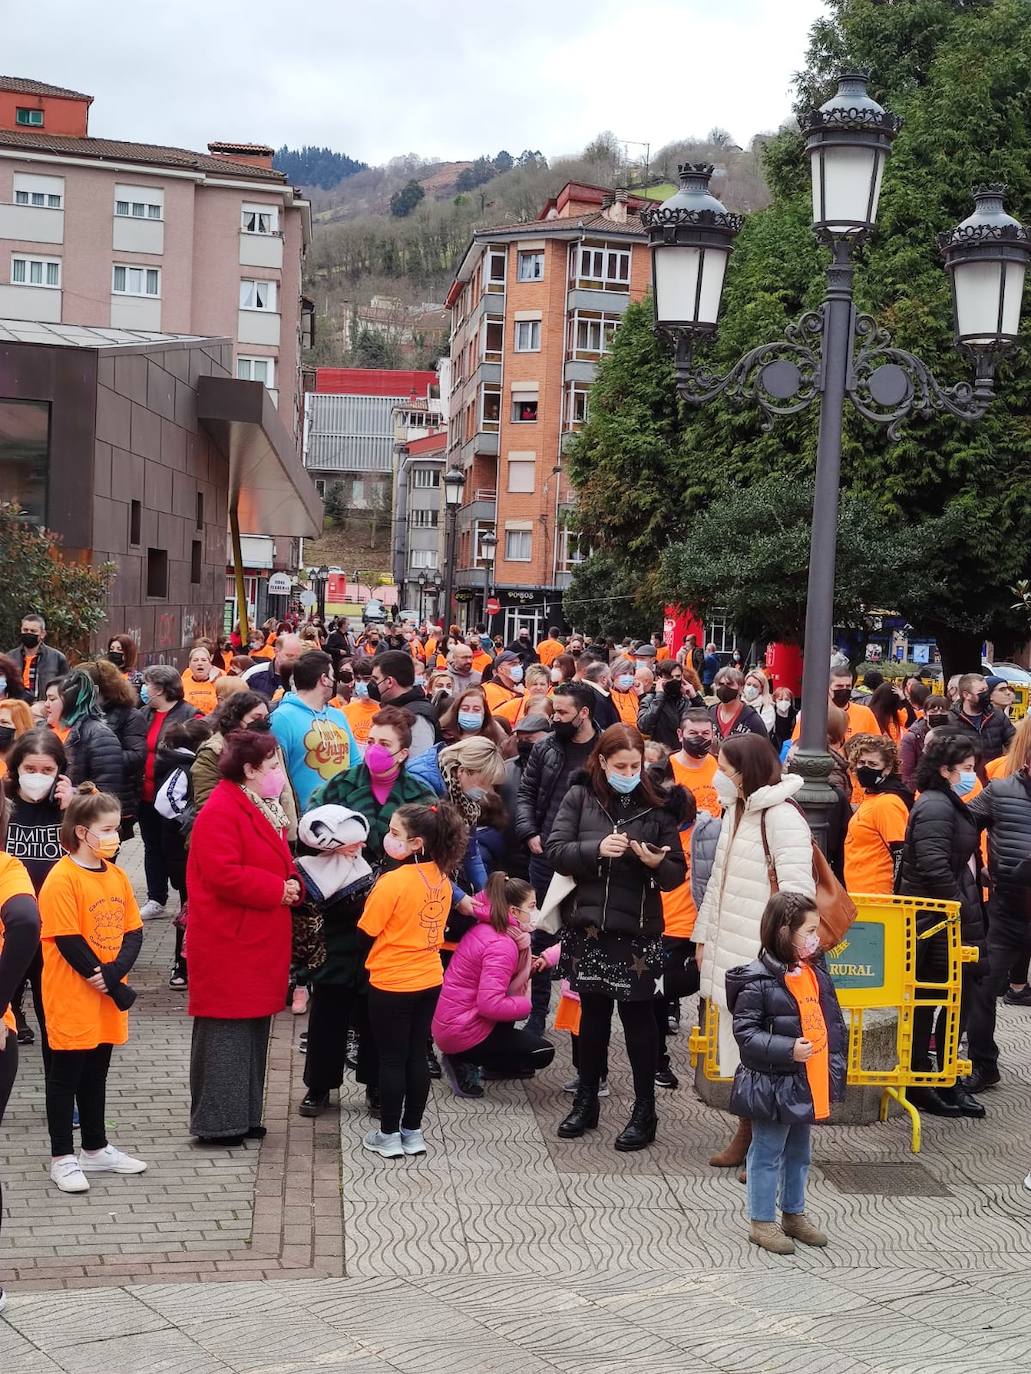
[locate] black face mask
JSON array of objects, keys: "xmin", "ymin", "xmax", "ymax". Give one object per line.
[
  {"xmin": 552, "ymin": 717, "xmax": 580, "ymax": 742},
  {"xmin": 830, "ymin": 687, "xmax": 852, "ymax": 707},
  {"xmin": 247, "ymin": 717, "xmax": 271, "ymax": 732},
  {"xmin": 338, "ymin": 673, "xmax": 354, "ymax": 685},
  {"xmin": 0, "ymin": 725, "xmax": 15, "ymax": 751},
  {"xmin": 716, "ymin": 686, "xmax": 739, "ymax": 704},
  {"xmin": 973, "ymin": 690, "xmax": 991, "ymax": 713},
  {"xmin": 662, "ymin": 679, "xmax": 683, "ymax": 697},
  {"xmin": 856, "ymin": 765, "xmax": 883, "ymax": 791},
  {"xmin": 682, "ymin": 736, "xmax": 711, "ymax": 758},
  {"xmin": 279, "ymin": 667, "xmax": 294, "ymax": 688},
  {"xmin": 517, "ymin": 740, "xmax": 535, "ymax": 761},
  {"xmin": 366, "ymin": 678, "xmax": 381, "ymax": 702},
  {"xmin": 107, "ymin": 650, "xmax": 125, "ymax": 668},
  {"xmin": 20, "ymin": 632, "xmax": 40, "ymax": 649},
  {"xmin": 926, "ymin": 712, "xmax": 950, "ymax": 729}
]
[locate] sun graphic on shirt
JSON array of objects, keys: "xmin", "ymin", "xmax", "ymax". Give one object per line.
[{"xmin": 303, "ymin": 720, "xmax": 352, "ymax": 780}]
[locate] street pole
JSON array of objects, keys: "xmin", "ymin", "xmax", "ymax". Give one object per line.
[
  {"xmin": 484, "ymin": 559, "xmax": 494, "ymax": 639},
  {"xmin": 793, "ymin": 240, "xmax": 855, "ymax": 851},
  {"xmin": 442, "ymin": 506, "xmax": 458, "ymax": 633}
]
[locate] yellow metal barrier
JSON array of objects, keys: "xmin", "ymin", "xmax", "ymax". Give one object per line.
[
  {"xmin": 1010, "ymin": 686, "xmax": 1028, "ymax": 722},
  {"xmin": 688, "ymin": 894, "xmax": 978, "ymax": 1153}
]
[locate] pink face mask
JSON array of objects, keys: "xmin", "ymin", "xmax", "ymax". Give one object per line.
[
  {"xmin": 383, "ymin": 831, "xmax": 411, "ymax": 860},
  {"xmin": 366, "ymin": 743, "xmax": 399, "ymax": 776},
  {"xmin": 256, "ymin": 767, "xmax": 286, "ymax": 799}
]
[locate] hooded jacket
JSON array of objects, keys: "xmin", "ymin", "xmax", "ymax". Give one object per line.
[
  {"xmin": 896, "ymin": 781, "xmax": 984, "ymax": 944},
  {"xmin": 269, "ymin": 691, "xmax": 357, "ymax": 813},
  {"xmin": 65, "ymin": 714, "xmax": 124, "ymax": 799},
  {"xmin": 694, "ymin": 773, "xmax": 815, "ymax": 1015},
  {"xmin": 384, "ymin": 685, "xmax": 439, "ymax": 760},
  {"xmin": 966, "ymin": 772, "xmax": 1031, "ymax": 937},
  {"xmin": 947, "ymin": 704, "xmax": 1015, "ymax": 770},
  {"xmin": 431, "ymin": 892, "xmax": 531, "ymax": 1053},
  {"xmin": 515, "ymin": 727, "xmax": 599, "ymax": 845},
  {"xmin": 101, "ymin": 701, "xmax": 147, "ymax": 819},
  {"xmin": 726, "ymin": 950, "xmax": 847, "ymax": 1124},
  {"xmin": 545, "ymin": 771, "xmax": 686, "ymax": 938}
]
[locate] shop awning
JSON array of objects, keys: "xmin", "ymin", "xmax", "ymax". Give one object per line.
[{"xmin": 197, "ymin": 375, "xmax": 322, "ymax": 538}]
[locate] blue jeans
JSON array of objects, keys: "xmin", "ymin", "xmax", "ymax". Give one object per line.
[{"xmin": 746, "ymin": 1118, "xmax": 811, "ymax": 1222}]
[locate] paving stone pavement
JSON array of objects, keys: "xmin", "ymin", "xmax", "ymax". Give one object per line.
[{"xmin": 1, "ymin": 837, "xmax": 1031, "ymax": 1371}]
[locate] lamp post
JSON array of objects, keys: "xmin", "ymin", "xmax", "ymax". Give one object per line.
[
  {"xmin": 314, "ymin": 565, "xmax": 329, "ymax": 621},
  {"xmin": 442, "ymin": 465, "xmax": 465, "ymax": 632},
  {"xmin": 479, "ymin": 528, "xmax": 498, "ymax": 638},
  {"xmin": 417, "ymin": 571, "xmax": 427, "ymax": 623},
  {"xmin": 645, "ymin": 70, "xmax": 1030, "ymax": 850}
]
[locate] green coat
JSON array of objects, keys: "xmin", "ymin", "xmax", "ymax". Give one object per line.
[{"xmin": 308, "ymin": 764, "xmax": 434, "ymax": 863}]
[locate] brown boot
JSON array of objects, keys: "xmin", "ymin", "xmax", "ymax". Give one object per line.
[
  {"xmin": 749, "ymin": 1221, "xmax": 795, "ymax": 1255},
  {"xmin": 709, "ymin": 1117, "xmax": 752, "ymax": 1167},
  {"xmin": 781, "ymin": 1212, "xmax": 828, "ymax": 1247}
]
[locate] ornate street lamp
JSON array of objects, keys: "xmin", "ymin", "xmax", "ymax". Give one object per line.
[
  {"xmin": 442, "ymin": 466, "xmax": 465, "ymax": 631},
  {"xmin": 645, "ymin": 70, "xmax": 1031, "ymax": 849},
  {"xmin": 479, "ymin": 528, "xmax": 498, "ymax": 635}
]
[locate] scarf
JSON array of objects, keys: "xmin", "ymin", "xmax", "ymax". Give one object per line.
[{"xmin": 238, "ymin": 784, "xmax": 290, "ymax": 837}]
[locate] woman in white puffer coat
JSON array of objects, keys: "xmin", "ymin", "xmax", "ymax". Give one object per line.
[{"xmin": 693, "ymin": 733, "xmax": 815, "ymax": 1167}]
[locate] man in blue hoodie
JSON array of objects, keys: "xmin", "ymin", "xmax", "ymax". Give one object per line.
[{"xmin": 270, "ymin": 650, "xmax": 358, "ymax": 813}]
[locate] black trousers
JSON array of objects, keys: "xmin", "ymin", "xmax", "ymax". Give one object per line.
[
  {"xmin": 654, "ymin": 936, "xmax": 699, "ymax": 1066},
  {"xmin": 367, "ymin": 985, "xmax": 439, "ymax": 1134},
  {"xmin": 911, "ymin": 927, "xmax": 975, "ymax": 1074},
  {"xmin": 46, "ymin": 1043, "xmax": 113, "ymax": 1157},
  {"xmin": 578, "ymin": 993, "xmax": 657, "ymax": 1102},
  {"xmin": 967, "ymin": 919, "xmax": 1031, "ymax": 1071},
  {"xmin": 304, "ymin": 984, "xmax": 375, "ymax": 1094},
  {"xmin": 450, "ymin": 1022, "xmax": 555, "ymax": 1076},
  {"xmin": 0, "ymin": 1035, "xmax": 17, "ymax": 1249},
  {"xmin": 12, "ymin": 945, "xmax": 50, "ymax": 1073},
  {"xmin": 138, "ymin": 801, "xmax": 181, "ymax": 906},
  {"xmin": 527, "ymin": 855, "xmax": 559, "ymax": 1029}
]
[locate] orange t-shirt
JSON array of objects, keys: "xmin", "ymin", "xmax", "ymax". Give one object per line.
[
  {"xmin": 39, "ymin": 855, "xmax": 142, "ymax": 1050},
  {"xmin": 661, "ymin": 825, "xmax": 696, "ymax": 939},
  {"xmin": 251, "ymin": 645, "xmax": 275, "ymax": 661},
  {"xmin": 483, "ymin": 681, "xmax": 522, "ymax": 716},
  {"xmin": 784, "ymin": 962, "xmax": 830, "ymax": 1120},
  {"xmin": 471, "ymin": 650, "xmax": 493, "ymax": 675},
  {"xmin": 844, "ymin": 791, "xmax": 909, "ymax": 894},
  {"xmin": 611, "ymin": 689, "xmax": 640, "ymax": 727},
  {"xmin": 986, "ymin": 755, "xmax": 1008, "ymax": 780},
  {"xmin": 536, "ymin": 638, "xmax": 564, "ymax": 669},
  {"xmin": 358, "ymin": 861, "xmax": 449, "ymax": 992},
  {"xmin": 655, "ymin": 646, "xmax": 670, "ymax": 661},
  {"xmin": 52, "ymin": 723, "xmax": 70, "ymax": 744},
  {"xmin": 21, "ymin": 653, "xmax": 35, "ymax": 690},
  {"xmin": 182, "ymin": 671, "xmax": 221, "ymax": 716},
  {"xmin": 669, "ymin": 752, "xmax": 721, "ymax": 819},
  {"xmin": 0, "ymin": 853, "xmax": 36, "ymax": 1031},
  {"xmin": 791, "ymin": 700, "xmax": 879, "ymax": 744},
  {"xmin": 338, "ymin": 696, "xmax": 380, "ymax": 745}
]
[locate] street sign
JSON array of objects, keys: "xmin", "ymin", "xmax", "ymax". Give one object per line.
[
  {"xmin": 267, "ymin": 572, "xmax": 291, "ymax": 595},
  {"xmin": 486, "ymin": 596, "xmax": 501, "ymax": 616}
]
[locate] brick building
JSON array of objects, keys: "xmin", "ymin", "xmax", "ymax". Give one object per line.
[{"xmin": 443, "ymin": 182, "xmax": 652, "ymax": 640}]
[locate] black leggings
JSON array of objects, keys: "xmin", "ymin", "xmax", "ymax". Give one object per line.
[
  {"xmin": 0, "ymin": 1035, "xmax": 18, "ymax": 1249},
  {"xmin": 304, "ymin": 984, "xmax": 375, "ymax": 1094},
  {"xmin": 653, "ymin": 937, "xmax": 699, "ymax": 1065},
  {"xmin": 911, "ymin": 928, "xmax": 974, "ymax": 1074},
  {"xmin": 11, "ymin": 945, "xmax": 50, "ymax": 1073},
  {"xmin": 367, "ymin": 986, "xmax": 439, "ymax": 1134},
  {"xmin": 578, "ymin": 993, "xmax": 657, "ymax": 1101},
  {"xmin": 46, "ymin": 1043, "xmax": 113, "ymax": 1157},
  {"xmin": 450, "ymin": 1022, "xmax": 555, "ymax": 1076}
]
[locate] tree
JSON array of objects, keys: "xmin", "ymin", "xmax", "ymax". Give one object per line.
[
  {"xmin": 349, "ymin": 327, "xmax": 400, "ymax": 369},
  {"xmin": 273, "ymin": 145, "xmax": 367, "ymax": 189},
  {"xmin": 0, "ymin": 504, "xmax": 113, "ymax": 656},
  {"xmin": 389, "ymin": 180, "xmax": 425, "ymax": 218},
  {"xmin": 323, "ymin": 482, "xmax": 349, "ymax": 526},
  {"xmin": 494, "ymin": 149, "xmax": 513, "ymax": 174}
]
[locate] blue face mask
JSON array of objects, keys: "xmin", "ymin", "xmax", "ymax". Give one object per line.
[
  {"xmin": 508, "ymin": 665, "xmax": 524, "ymax": 684},
  {"xmin": 953, "ymin": 770, "xmax": 977, "ymax": 797},
  {"xmin": 139, "ymin": 683, "xmax": 150, "ymax": 705},
  {"xmin": 458, "ymin": 710, "xmax": 484, "ymax": 732},
  {"xmin": 354, "ymin": 682, "xmax": 369, "ymax": 699},
  {"xmin": 607, "ymin": 771, "xmax": 641, "ymax": 795},
  {"xmin": 615, "ymin": 674, "xmax": 634, "ymax": 692}
]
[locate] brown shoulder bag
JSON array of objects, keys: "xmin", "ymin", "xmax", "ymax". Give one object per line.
[{"xmin": 760, "ymin": 808, "xmax": 857, "ymax": 952}]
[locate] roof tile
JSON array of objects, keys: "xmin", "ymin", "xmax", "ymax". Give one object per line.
[
  {"xmin": 0, "ymin": 127, "xmax": 286, "ymax": 180},
  {"xmin": 0, "ymin": 75, "xmax": 92, "ymax": 101}
]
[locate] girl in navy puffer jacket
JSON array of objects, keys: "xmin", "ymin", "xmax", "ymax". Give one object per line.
[{"xmin": 726, "ymin": 891, "xmax": 846, "ymax": 1256}]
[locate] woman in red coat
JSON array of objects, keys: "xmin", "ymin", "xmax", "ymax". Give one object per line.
[{"xmin": 186, "ymin": 728, "xmax": 300, "ymax": 1145}]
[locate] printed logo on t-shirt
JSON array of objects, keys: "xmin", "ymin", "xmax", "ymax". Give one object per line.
[
  {"xmin": 89, "ymin": 893, "xmax": 128, "ymax": 955},
  {"xmin": 7, "ymin": 821, "xmax": 61, "ymax": 864},
  {"xmin": 303, "ymin": 718, "xmax": 352, "ymax": 781}
]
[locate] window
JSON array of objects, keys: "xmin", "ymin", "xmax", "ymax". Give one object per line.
[
  {"xmin": 129, "ymin": 500, "xmax": 142, "ymax": 546},
  {"xmin": 569, "ymin": 311, "xmax": 619, "ymax": 359},
  {"xmin": 114, "ymin": 185, "xmax": 163, "ymax": 220},
  {"xmin": 576, "ymin": 243, "xmax": 631, "ymax": 291},
  {"xmin": 480, "ymin": 384, "xmax": 501, "ymax": 431},
  {"xmin": 485, "ymin": 247, "xmax": 506, "ymax": 293},
  {"xmin": 507, "ymin": 458, "xmax": 536, "ymax": 493},
  {"xmin": 517, "ymin": 251, "xmax": 544, "ymax": 282},
  {"xmin": 0, "ymin": 399, "xmax": 49, "ymax": 526},
  {"xmin": 564, "ymin": 382, "xmax": 590, "ymax": 430},
  {"xmin": 409, "ymin": 508, "xmax": 439, "ymax": 528},
  {"xmin": 115, "ymin": 199, "xmax": 162, "ymax": 219},
  {"xmin": 13, "ymin": 174, "xmax": 63, "ymax": 210},
  {"xmin": 190, "ymin": 539, "xmax": 202, "ymax": 584},
  {"xmin": 504, "ymin": 528, "xmax": 532, "ymax": 561},
  {"xmin": 481, "ymin": 315, "xmax": 503, "ymax": 363},
  {"xmin": 512, "ymin": 397, "xmax": 538, "ymax": 423},
  {"xmin": 237, "ymin": 356, "xmax": 276, "ymax": 388},
  {"xmin": 240, "ymin": 279, "xmax": 277, "ymax": 311},
  {"xmin": 514, "ymin": 319, "xmax": 540, "ymax": 352},
  {"xmin": 473, "ymin": 522, "xmax": 497, "ymax": 566},
  {"xmin": 241, "ymin": 204, "xmax": 278, "ymax": 234},
  {"xmin": 112, "ymin": 264, "xmax": 160, "ymax": 296},
  {"xmin": 196, "ymin": 491, "xmax": 204, "ymax": 530},
  {"xmin": 412, "ymin": 468, "xmax": 440, "ymax": 489},
  {"xmin": 15, "ymin": 108, "xmax": 43, "ymax": 126},
  {"xmin": 11, "ymin": 256, "xmax": 60, "ymax": 288},
  {"xmin": 314, "ymin": 479, "xmax": 326, "ymax": 498},
  {"xmin": 146, "ymin": 548, "xmax": 168, "ymax": 599},
  {"xmin": 410, "ymin": 548, "xmax": 439, "ymax": 570},
  {"xmin": 559, "ymin": 526, "xmax": 588, "ymax": 572}
]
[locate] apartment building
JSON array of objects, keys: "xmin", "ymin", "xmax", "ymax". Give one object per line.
[
  {"xmin": 0, "ymin": 76, "xmax": 312, "ymax": 444},
  {"xmin": 443, "ymin": 182, "xmax": 652, "ymax": 642}
]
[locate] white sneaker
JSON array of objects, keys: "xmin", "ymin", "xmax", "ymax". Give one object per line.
[
  {"xmin": 400, "ymin": 1128, "xmax": 426, "ymax": 1156},
  {"xmin": 50, "ymin": 1155, "xmax": 90, "ymax": 1192},
  {"xmin": 362, "ymin": 1129, "xmax": 404, "ymax": 1159},
  {"xmin": 1024, "ymin": 1170, "xmax": 1031, "ymax": 1193},
  {"xmin": 139, "ymin": 900, "xmax": 166, "ymax": 921},
  {"xmin": 561, "ymin": 1074, "xmax": 609, "ymax": 1097},
  {"xmin": 78, "ymin": 1144, "xmax": 147, "ymax": 1174}
]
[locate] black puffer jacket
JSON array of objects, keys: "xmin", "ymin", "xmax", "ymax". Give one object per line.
[
  {"xmin": 726, "ymin": 951, "xmax": 847, "ymax": 1124},
  {"xmin": 102, "ymin": 702, "xmax": 147, "ymax": 818},
  {"xmin": 65, "ymin": 714, "xmax": 125, "ymax": 798},
  {"xmin": 947, "ymin": 704, "xmax": 1015, "ymax": 770},
  {"xmin": 638, "ymin": 684, "xmax": 694, "ymax": 749},
  {"xmin": 967, "ymin": 773, "xmax": 1031, "ymax": 936},
  {"xmin": 515, "ymin": 729, "xmax": 599, "ymax": 844},
  {"xmin": 896, "ymin": 782, "xmax": 984, "ymax": 943},
  {"xmin": 545, "ymin": 773, "xmax": 686, "ymax": 938}
]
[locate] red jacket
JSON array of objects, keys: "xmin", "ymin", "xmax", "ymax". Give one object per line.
[{"xmin": 186, "ymin": 780, "xmax": 296, "ymax": 1019}]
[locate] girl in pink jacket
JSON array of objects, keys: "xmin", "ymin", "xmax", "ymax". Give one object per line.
[{"xmin": 433, "ymin": 872, "xmax": 556, "ymax": 1095}]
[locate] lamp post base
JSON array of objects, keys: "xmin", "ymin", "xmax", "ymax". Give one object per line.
[{"xmin": 789, "ymin": 747, "xmax": 840, "ymax": 858}]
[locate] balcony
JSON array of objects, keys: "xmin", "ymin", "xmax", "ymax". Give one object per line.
[
  {"xmin": 239, "ymin": 230, "xmax": 284, "ymax": 270},
  {"xmin": 566, "ymin": 287, "xmax": 633, "ymax": 315},
  {"xmin": 563, "ymin": 360, "xmax": 598, "ymax": 385},
  {"xmin": 459, "ymin": 431, "xmax": 499, "ymax": 466},
  {"xmin": 457, "ymin": 489, "xmax": 497, "ymax": 532},
  {"xmin": 0, "ymin": 202, "xmax": 63, "ymax": 245}
]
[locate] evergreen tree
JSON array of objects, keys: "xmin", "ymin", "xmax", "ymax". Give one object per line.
[
  {"xmin": 273, "ymin": 145, "xmax": 367, "ymax": 189},
  {"xmin": 389, "ymin": 180, "xmax": 426, "ymax": 218}
]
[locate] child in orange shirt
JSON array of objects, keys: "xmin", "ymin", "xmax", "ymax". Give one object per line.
[
  {"xmin": 39, "ymin": 784, "xmax": 146, "ymax": 1194},
  {"xmin": 358, "ymin": 800, "xmax": 468, "ymax": 1159},
  {"xmin": 727, "ymin": 892, "xmax": 846, "ymax": 1255}
]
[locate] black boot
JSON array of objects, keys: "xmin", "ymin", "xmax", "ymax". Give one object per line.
[
  {"xmin": 940, "ymin": 1083, "xmax": 986, "ymax": 1119},
  {"xmin": 907, "ymin": 1086, "xmax": 962, "ymax": 1118},
  {"xmin": 557, "ymin": 1084, "xmax": 600, "ymax": 1138},
  {"xmin": 614, "ymin": 1098, "xmax": 657, "ymax": 1152}
]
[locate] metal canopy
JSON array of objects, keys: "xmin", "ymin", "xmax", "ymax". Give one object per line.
[{"xmin": 197, "ymin": 375, "xmax": 321, "ymax": 538}]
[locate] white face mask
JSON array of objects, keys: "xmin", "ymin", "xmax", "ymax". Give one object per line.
[
  {"xmin": 713, "ymin": 769, "xmax": 740, "ymax": 807},
  {"xmin": 19, "ymin": 771, "xmax": 54, "ymax": 802},
  {"xmin": 742, "ymin": 685, "xmax": 760, "ymax": 703},
  {"xmin": 775, "ymin": 700, "xmax": 792, "ymax": 716}
]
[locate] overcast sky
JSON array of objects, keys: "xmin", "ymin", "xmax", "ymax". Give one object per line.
[{"xmin": 9, "ymin": 0, "xmax": 828, "ymax": 165}]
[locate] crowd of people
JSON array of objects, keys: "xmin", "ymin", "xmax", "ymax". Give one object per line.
[{"xmin": 0, "ymin": 607, "xmax": 1029, "ymax": 1298}]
